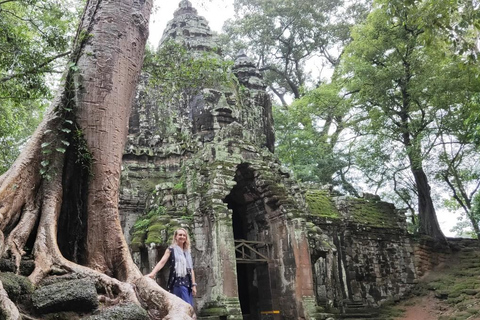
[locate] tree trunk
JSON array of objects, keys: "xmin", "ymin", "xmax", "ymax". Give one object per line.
[
  {"xmin": 411, "ymin": 167, "xmax": 447, "ymax": 243},
  {"xmin": 0, "ymin": 0, "xmax": 194, "ymax": 318}
]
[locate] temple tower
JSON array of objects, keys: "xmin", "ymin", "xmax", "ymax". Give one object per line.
[{"xmin": 119, "ymin": 1, "xmax": 321, "ymax": 318}]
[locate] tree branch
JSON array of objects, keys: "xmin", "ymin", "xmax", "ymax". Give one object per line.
[
  {"xmin": 0, "ymin": 0, "xmax": 18, "ymax": 5},
  {"xmin": 1, "ymin": 51, "xmax": 71, "ymax": 83}
]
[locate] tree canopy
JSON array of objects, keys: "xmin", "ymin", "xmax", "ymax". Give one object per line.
[{"xmin": 0, "ymin": 0, "xmax": 79, "ymax": 174}]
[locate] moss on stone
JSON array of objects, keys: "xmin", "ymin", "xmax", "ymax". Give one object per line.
[
  {"xmin": 201, "ymin": 307, "xmax": 227, "ymax": 316},
  {"xmin": 130, "ymin": 229, "xmax": 147, "ymax": 250},
  {"xmin": 132, "ymin": 206, "xmax": 170, "ymax": 246},
  {"xmin": 172, "ymin": 180, "xmax": 186, "ymax": 194},
  {"xmin": 132, "ymin": 199, "xmax": 193, "ymax": 247},
  {"xmin": 144, "ymin": 220, "xmax": 175, "ymax": 245},
  {"xmin": 84, "ymin": 303, "xmax": 148, "ymax": 320},
  {"xmin": 305, "ymin": 190, "xmax": 340, "ymax": 219},
  {"xmin": 348, "ymin": 199, "xmax": 398, "ymax": 228},
  {"xmin": 0, "ymin": 272, "xmax": 34, "ymax": 301}
]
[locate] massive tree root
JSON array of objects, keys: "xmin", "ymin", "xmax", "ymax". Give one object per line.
[{"xmin": 0, "ymin": 0, "xmax": 194, "ymax": 318}]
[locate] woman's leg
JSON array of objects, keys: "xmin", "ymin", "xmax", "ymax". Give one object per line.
[{"xmin": 172, "ymin": 286, "xmax": 194, "ymax": 306}]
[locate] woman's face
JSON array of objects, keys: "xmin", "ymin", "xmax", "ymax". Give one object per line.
[{"xmin": 175, "ymin": 229, "xmax": 187, "ymax": 246}]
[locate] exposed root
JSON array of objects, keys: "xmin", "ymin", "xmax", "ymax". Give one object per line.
[
  {"xmin": 0, "ymin": 281, "xmax": 20, "ymax": 320},
  {"xmin": 4, "ymin": 197, "xmax": 41, "ymax": 272},
  {"xmin": 135, "ymin": 276, "xmax": 195, "ymax": 320},
  {"xmin": 98, "ymin": 294, "xmax": 121, "ymax": 307},
  {"xmin": 0, "ymin": 231, "xmax": 4, "ymax": 259},
  {"xmin": 0, "ymin": 148, "xmax": 194, "ymax": 318},
  {"xmin": 60, "ymin": 260, "xmax": 140, "ymax": 305},
  {"xmin": 19, "ymin": 314, "xmax": 39, "ymax": 320},
  {"xmin": 0, "ymin": 111, "xmax": 60, "ymax": 233}
]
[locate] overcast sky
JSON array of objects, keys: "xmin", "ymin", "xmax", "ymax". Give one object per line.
[{"xmin": 148, "ymin": 1, "xmax": 234, "ymax": 48}]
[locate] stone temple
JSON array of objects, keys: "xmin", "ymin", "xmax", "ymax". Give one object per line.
[{"xmin": 119, "ymin": 1, "xmax": 442, "ymax": 319}]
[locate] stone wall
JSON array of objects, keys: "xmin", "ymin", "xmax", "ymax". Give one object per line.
[
  {"xmin": 412, "ymin": 238, "xmax": 451, "ymax": 278},
  {"xmin": 306, "ymin": 191, "xmax": 418, "ymax": 313}
]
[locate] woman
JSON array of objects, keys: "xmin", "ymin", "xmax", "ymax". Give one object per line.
[{"xmin": 147, "ymin": 228, "xmax": 197, "ymax": 306}]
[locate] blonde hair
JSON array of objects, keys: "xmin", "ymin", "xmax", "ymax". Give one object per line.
[{"xmin": 172, "ymin": 228, "xmax": 191, "ymax": 250}]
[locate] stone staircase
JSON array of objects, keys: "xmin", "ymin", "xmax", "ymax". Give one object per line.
[
  {"xmin": 339, "ymin": 301, "xmax": 380, "ymax": 319},
  {"xmin": 301, "ymin": 296, "xmax": 335, "ymax": 320}
]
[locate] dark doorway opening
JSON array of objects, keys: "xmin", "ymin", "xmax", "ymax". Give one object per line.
[{"xmin": 224, "ymin": 164, "xmax": 273, "ymax": 320}]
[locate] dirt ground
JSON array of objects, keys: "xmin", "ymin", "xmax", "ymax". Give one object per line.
[
  {"xmin": 395, "ymin": 293, "xmax": 441, "ymax": 320},
  {"xmin": 394, "ymin": 292, "xmax": 480, "ymax": 320}
]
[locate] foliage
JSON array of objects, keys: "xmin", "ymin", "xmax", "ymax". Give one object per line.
[
  {"xmin": 436, "ymin": 135, "xmax": 480, "ymax": 238},
  {"xmin": 274, "ymin": 80, "xmax": 359, "ymax": 193},
  {"xmin": 0, "ymin": 99, "xmax": 45, "ymax": 174},
  {"xmin": 0, "ymin": 0, "xmax": 80, "ymax": 174},
  {"xmin": 224, "ymin": 0, "xmax": 370, "ymax": 191},
  {"xmin": 222, "ymin": 0, "xmax": 370, "ymax": 103},
  {"xmin": 143, "ymin": 41, "xmax": 233, "ymax": 103},
  {"xmin": 466, "ymin": 95, "xmax": 480, "ymax": 147},
  {"xmin": 339, "ymin": 0, "xmax": 479, "ymax": 238}
]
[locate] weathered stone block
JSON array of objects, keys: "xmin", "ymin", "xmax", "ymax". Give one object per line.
[
  {"xmin": 83, "ymin": 303, "xmax": 148, "ymax": 320},
  {"xmin": 0, "ymin": 272, "xmax": 34, "ymax": 301},
  {"xmin": 0, "ymin": 258, "xmax": 16, "ymax": 273},
  {"xmin": 32, "ymin": 278, "xmax": 98, "ymax": 314}
]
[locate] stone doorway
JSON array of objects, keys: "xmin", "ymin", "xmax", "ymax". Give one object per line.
[{"xmin": 224, "ymin": 164, "xmax": 275, "ymax": 320}]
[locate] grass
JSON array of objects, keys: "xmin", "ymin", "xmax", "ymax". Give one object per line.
[{"xmin": 378, "ymin": 248, "xmax": 480, "ymax": 319}]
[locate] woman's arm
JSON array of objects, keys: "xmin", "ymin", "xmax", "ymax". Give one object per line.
[{"xmin": 147, "ymin": 248, "xmax": 171, "ymax": 278}]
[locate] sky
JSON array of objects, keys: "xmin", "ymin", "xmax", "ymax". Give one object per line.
[
  {"xmin": 146, "ymin": 0, "xmax": 461, "ymax": 238},
  {"xmin": 148, "ymin": 0, "xmax": 234, "ymax": 48}
]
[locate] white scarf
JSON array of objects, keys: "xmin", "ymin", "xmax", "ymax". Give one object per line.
[{"xmin": 172, "ymin": 244, "xmax": 193, "ymax": 277}]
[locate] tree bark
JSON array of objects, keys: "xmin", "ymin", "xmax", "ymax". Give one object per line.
[
  {"xmin": 0, "ymin": 0, "xmax": 194, "ymax": 318},
  {"xmin": 411, "ymin": 167, "xmax": 447, "ymax": 243}
]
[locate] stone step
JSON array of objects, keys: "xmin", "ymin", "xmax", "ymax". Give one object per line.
[
  {"xmin": 344, "ymin": 308, "xmax": 377, "ymax": 314},
  {"xmin": 339, "ymin": 314, "xmax": 379, "ymax": 319},
  {"xmin": 308, "ymin": 312, "xmax": 336, "ymax": 320},
  {"xmin": 343, "ymin": 301, "xmax": 365, "ymax": 307}
]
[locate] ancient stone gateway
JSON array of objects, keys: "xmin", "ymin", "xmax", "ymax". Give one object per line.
[
  {"xmin": 119, "ymin": 1, "xmax": 418, "ymax": 319},
  {"xmin": 119, "ymin": 1, "xmax": 320, "ymax": 319}
]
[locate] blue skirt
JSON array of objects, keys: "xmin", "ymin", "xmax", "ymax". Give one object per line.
[{"xmin": 172, "ymin": 286, "xmax": 194, "ymax": 306}]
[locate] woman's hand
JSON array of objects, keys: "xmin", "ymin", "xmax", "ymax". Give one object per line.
[
  {"xmin": 147, "ymin": 272, "xmax": 155, "ymax": 279},
  {"xmin": 192, "ymin": 286, "xmax": 197, "ymax": 296}
]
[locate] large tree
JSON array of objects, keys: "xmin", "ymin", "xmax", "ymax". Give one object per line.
[
  {"xmin": 339, "ymin": 0, "xmax": 476, "ymax": 242},
  {"xmin": 0, "ymin": 0, "xmax": 194, "ymax": 318},
  {"xmin": 274, "ymin": 80, "xmax": 360, "ymax": 195},
  {"xmin": 222, "ymin": 0, "xmax": 370, "ymax": 104}
]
